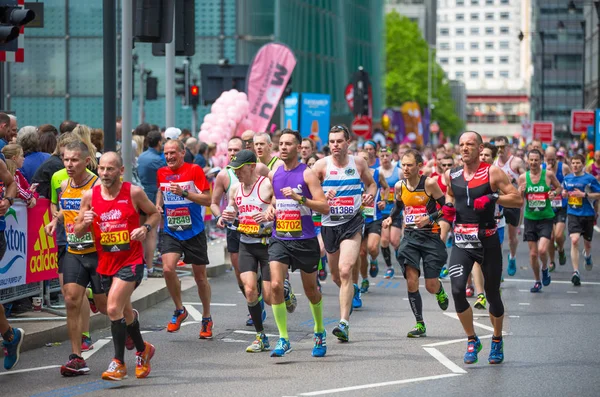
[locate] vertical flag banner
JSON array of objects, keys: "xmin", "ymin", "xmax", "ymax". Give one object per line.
[
  {"xmin": 299, "ymin": 93, "xmax": 331, "ymax": 148},
  {"xmin": 283, "ymin": 92, "xmax": 300, "ymax": 131},
  {"xmin": 26, "ymin": 199, "xmax": 58, "ymax": 283},
  {"xmin": 595, "ymin": 109, "xmax": 600, "ymax": 151},
  {"xmin": 246, "ymin": 43, "xmax": 297, "ymax": 133}
]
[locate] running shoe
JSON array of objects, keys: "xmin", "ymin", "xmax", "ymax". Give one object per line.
[
  {"xmin": 81, "ymin": 335, "xmax": 94, "ymax": 352},
  {"xmin": 270, "ymin": 338, "xmax": 292, "ymax": 357},
  {"xmin": 507, "ymin": 254, "xmax": 517, "ymax": 276},
  {"xmin": 312, "ymin": 330, "xmax": 327, "ymax": 357},
  {"xmin": 2, "ymin": 328, "xmax": 24, "ymax": 370},
  {"xmin": 530, "ymin": 281, "xmax": 542, "ymax": 293},
  {"xmin": 407, "ymin": 322, "xmax": 426, "ymax": 338},
  {"xmin": 558, "ymin": 249, "xmax": 567, "ymax": 266},
  {"xmin": 439, "ymin": 265, "xmax": 448, "ymax": 278},
  {"xmin": 360, "ymin": 279, "xmax": 369, "ymax": 294},
  {"xmin": 584, "ymin": 252, "xmax": 593, "ymax": 271},
  {"xmin": 369, "ymin": 260, "xmax": 379, "ymax": 278},
  {"xmin": 474, "ymin": 294, "xmax": 487, "ymax": 310},
  {"xmin": 466, "ymin": 285, "xmax": 475, "ymax": 298},
  {"xmin": 488, "ymin": 339, "xmax": 504, "ymax": 364},
  {"xmin": 60, "ymin": 354, "xmax": 90, "ymax": 376},
  {"xmin": 167, "ymin": 308, "xmax": 188, "ymax": 332},
  {"xmin": 125, "ymin": 309, "xmax": 140, "ymax": 350},
  {"xmin": 436, "ymin": 287, "xmax": 449, "ymax": 311},
  {"xmin": 464, "ymin": 337, "xmax": 482, "ymax": 364},
  {"xmin": 246, "ymin": 314, "xmax": 254, "ymax": 327},
  {"xmin": 542, "ymin": 267, "xmax": 551, "ymax": 286},
  {"xmin": 101, "ymin": 359, "xmax": 127, "ymax": 381},
  {"xmin": 284, "ymin": 279, "xmax": 297, "ymax": 313},
  {"xmin": 199, "ymin": 317, "xmax": 213, "ymax": 339},
  {"xmin": 572, "ymin": 271, "xmax": 581, "ymax": 286},
  {"xmin": 147, "ymin": 269, "xmax": 164, "ymax": 278},
  {"xmin": 86, "ymin": 288, "xmax": 98, "ymax": 314},
  {"xmin": 246, "ymin": 333, "xmax": 270, "ymax": 353},
  {"xmin": 135, "ymin": 342, "xmax": 155, "ymax": 378},
  {"xmin": 549, "ymin": 261, "xmax": 556, "ymax": 273},
  {"xmin": 352, "ymin": 283, "xmax": 362, "ymax": 309},
  {"xmin": 332, "ymin": 320, "xmax": 350, "ymax": 342},
  {"xmin": 384, "ymin": 267, "xmax": 395, "ymax": 279},
  {"xmin": 318, "ymin": 268, "xmax": 327, "ymax": 281}
]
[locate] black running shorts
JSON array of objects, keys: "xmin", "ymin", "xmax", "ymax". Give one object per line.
[
  {"xmin": 523, "ymin": 218, "xmax": 554, "ymax": 242},
  {"xmin": 100, "ymin": 264, "xmax": 144, "ymax": 294},
  {"xmin": 321, "ymin": 213, "xmax": 364, "ymax": 254},
  {"xmin": 396, "ymin": 231, "xmax": 447, "ymax": 279},
  {"xmin": 567, "ymin": 215, "xmax": 595, "ymax": 242},
  {"xmin": 226, "ymin": 225, "xmax": 240, "ymax": 254},
  {"xmin": 503, "ymin": 207, "xmax": 521, "ymax": 227},
  {"xmin": 553, "ymin": 206, "xmax": 567, "ymax": 224},
  {"xmin": 63, "ymin": 251, "xmax": 104, "ymax": 294},
  {"xmin": 239, "ymin": 242, "xmax": 271, "ymax": 281},
  {"xmin": 268, "ymin": 237, "xmax": 320, "ymax": 274},
  {"xmin": 161, "ymin": 230, "xmax": 209, "ymax": 265}
]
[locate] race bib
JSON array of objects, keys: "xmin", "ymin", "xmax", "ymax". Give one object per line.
[
  {"xmin": 568, "ymin": 196, "xmax": 583, "ymax": 208},
  {"xmin": 166, "ymin": 207, "xmax": 192, "ymax": 231},
  {"xmin": 238, "ymin": 214, "xmax": 260, "ymax": 235},
  {"xmin": 100, "ymin": 226, "xmax": 131, "ymax": 252},
  {"xmin": 404, "ymin": 206, "xmax": 427, "ymax": 227},
  {"xmin": 387, "ymin": 187, "xmax": 395, "ymax": 202},
  {"xmin": 276, "ymin": 208, "xmax": 302, "ymax": 238},
  {"xmin": 551, "ymin": 198, "xmax": 563, "ymax": 208},
  {"xmin": 66, "ymin": 223, "xmax": 94, "ymax": 252},
  {"xmin": 454, "ymin": 223, "xmax": 482, "ymax": 249},
  {"xmin": 362, "ymin": 202, "xmax": 375, "ymax": 217},
  {"xmin": 527, "ymin": 193, "xmax": 547, "ymax": 209},
  {"xmin": 329, "ymin": 196, "xmax": 355, "ymax": 221}
]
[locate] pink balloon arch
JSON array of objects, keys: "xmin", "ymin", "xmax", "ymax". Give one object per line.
[{"xmin": 198, "ymin": 89, "xmax": 252, "ymax": 167}]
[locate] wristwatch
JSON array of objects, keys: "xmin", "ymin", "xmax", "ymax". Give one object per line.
[
  {"xmin": 143, "ymin": 224, "xmax": 152, "ymax": 233},
  {"xmin": 297, "ymin": 196, "xmax": 306, "ymax": 205},
  {"xmin": 4, "ymin": 197, "xmax": 14, "ymax": 206},
  {"xmin": 182, "ymin": 190, "xmax": 189, "ymax": 198}
]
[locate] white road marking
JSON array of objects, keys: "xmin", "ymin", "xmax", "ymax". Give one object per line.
[
  {"xmin": 403, "ymin": 298, "xmax": 409, "ymax": 301},
  {"xmin": 518, "ymin": 289, "xmax": 529, "ymax": 292},
  {"xmin": 0, "ymin": 365, "xmax": 61, "ymax": 376},
  {"xmin": 181, "ymin": 321, "xmax": 200, "ymax": 327},
  {"xmin": 509, "ymin": 315, "xmax": 520, "ymax": 318},
  {"xmin": 237, "ymin": 290, "xmax": 303, "ymax": 296},
  {"xmin": 233, "ymin": 330, "xmax": 278, "ymax": 338},
  {"xmin": 443, "ymin": 312, "xmax": 496, "ymax": 333},
  {"xmin": 504, "ymin": 278, "xmax": 600, "ymax": 286},
  {"xmin": 184, "ymin": 304, "xmax": 204, "ymax": 321},
  {"xmin": 594, "ymin": 225, "xmax": 600, "ymax": 233},
  {"xmin": 82, "ymin": 338, "xmax": 111, "ymax": 360},
  {"xmin": 222, "ymin": 338, "xmax": 249, "ymax": 343},
  {"xmin": 422, "ymin": 334, "xmax": 496, "ymax": 347},
  {"xmin": 570, "ymin": 304, "xmax": 585, "ymax": 307},
  {"xmin": 519, "ymin": 303, "xmax": 530, "ymax": 306},
  {"xmin": 423, "ymin": 347, "xmax": 468, "ymax": 374},
  {"xmin": 298, "ymin": 373, "xmax": 462, "ymax": 396},
  {"xmin": 567, "ymin": 291, "xmax": 578, "ymax": 294},
  {"xmin": 182, "ymin": 302, "xmax": 237, "ymax": 306}
]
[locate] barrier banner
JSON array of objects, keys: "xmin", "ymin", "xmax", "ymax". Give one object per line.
[
  {"xmin": 26, "ymin": 198, "xmax": 58, "ymax": 283},
  {"xmin": 246, "ymin": 42, "xmax": 297, "ymax": 133},
  {"xmin": 0, "ymin": 202, "xmax": 28, "ymax": 288}
]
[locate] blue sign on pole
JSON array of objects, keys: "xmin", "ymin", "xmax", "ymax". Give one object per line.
[
  {"xmin": 283, "ymin": 93, "xmax": 300, "ymax": 131},
  {"xmin": 596, "ymin": 108, "xmax": 600, "ymax": 151},
  {"xmin": 300, "ymin": 93, "xmax": 331, "ymax": 148}
]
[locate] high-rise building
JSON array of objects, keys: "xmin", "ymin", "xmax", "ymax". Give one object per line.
[
  {"xmin": 437, "ymin": 0, "xmax": 531, "ymax": 139},
  {"xmin": 582, "ymin": 3, "xmax": 598, "ymax": 110},
  {"xmin": 385, "ymin": 0, "xmax": 437, "ymax": 45}
]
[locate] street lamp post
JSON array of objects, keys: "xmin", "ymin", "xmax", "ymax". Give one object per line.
[
  {"xmin": 540, "ymin": 31, "xmax": 545, "ymax": 120},
  {"xmin": 582, "ymin": 20, "xmax": 586, "ymax": 108}
]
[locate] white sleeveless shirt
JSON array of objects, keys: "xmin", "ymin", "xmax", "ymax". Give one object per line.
[
  {"xmin": 321, "ymin": 156, "xmax": 363, "ymax": 227},
  {"xmin": 236, "ymin": 176, "xmax": 273, "ymax": 244}
]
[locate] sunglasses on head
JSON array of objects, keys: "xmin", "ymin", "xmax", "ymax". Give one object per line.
[{"xmin": 330, "ymin": 125, "xmax": 349, "ymax": 134}]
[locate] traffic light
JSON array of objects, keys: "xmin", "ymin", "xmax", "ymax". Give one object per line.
[
  {"xmin": 189, "ymin": 84, "xmax": 199, "ymax": 108},
  {"xmin": 352, "ymin": 67, "xmax": 371, "ymax": 117},
  {"xmin": 152, "ymin": 0, "xmax": 195, "ymax": 56},
  {"xmin": 0, "ymin": 2, "xmax": 35, "ymax": 44},
  {"xmin": 134, "ymin": 0, "xmax": 173, "ymax": 43},
  {"xmin": 146, "ymin": 76, "xmax": 158, "ymax": 100},
  {"xmin": 175, "ymin": 60, "xmax": 190, "ymax": 106}
]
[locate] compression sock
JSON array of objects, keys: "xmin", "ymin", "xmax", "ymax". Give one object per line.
[
  {"xmin": 111, "ymin": 318, "xmax": 127, "ymax": 363},
  {"xmin": 309, "ymin": 299, "xmax": 325, "ymax": 333},
  {"xmin": 382, "ymin": 246, "xmax": 392, "ymax": 268},
  {"xmin": 238, "ymin": 284, "xmax": 246, "ymax": 297},
  {"xmin": 408, "ymin": 291, "xmax": 424, "ymax": 323},
  {"xmin": 248, "ymin": 299, "xmax": 264, "ymax": 333},
  {"xmin": 126, "ymin": 318, "xmax": 146, "ymax": 352},
  {"xmin": 271, "ymin": 302, "xmax": 289, "ymax": 340},
  {"xmin": 82, "ymin": 332, "xmax": 90, "ymax": 338}
]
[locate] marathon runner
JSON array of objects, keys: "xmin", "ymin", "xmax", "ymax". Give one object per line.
[
  {"xmin": 76, "ymin": 152, "xmax": 159, "ymax": 381},
  {"xmin": 45, "ymin": 141, "xmax": 107, "ymax": 376},
  {"xmin": 443, "ymin": 131, "xmax": 522, "ymax": 364},
  {"xmin": 300, "ymin": 138, "xmax": 315, "ymax": 164},
  {"xmin": 241, "ymin": 130, "xmax": 255, "ymax": 152},
  {"xmin": 543, "ymin": 146, "xmax": 570, "ymax": 270},
  {"xmin": 156, "ymin": 139, "xmax": 213, "ymax": 338},
  {"xmin": 363, "ymin": 140, "xmax": 380, "ymax": 169},
  {"xmin": 587, "ymin": 150, "xmax": 600, "ymax": 180},
  {"xmin": 378, "ymin": 147, "xmax": 402, "ymax": 278},
  {"xmin": 221, "ymin": 150, "xmax": 274, "ymax": 353},
  {"xmin": 562, "ymin": 154, "xmax": 600, "ymax": 286},
  {"xmin": 517, "ymin": 149, "xmax": 562, "ymax": 292},
  {"xmin": 493, "ymin": 136, "xmax": 526, "ymax": 276},
  {"xmin": 382, "ymin": 149, "xmax": 449, "ymax": 338},
  {"xmin": 267, "ymin": 129, "xmax": 330, "ymax": 357},
  {"xmin": 0, "ymin": 159, "xmax": 20, "ymax": 371},
  {"xmin": 254, "ymin": 132, "xmax": 283, "ymax": 171},
  {"xmin": 429, "ymin": 153, "xmax": 454, "ymax": 277},
  {"xmin": 313, "ymin": 125, "xmax": 376, "ymax": 342}
]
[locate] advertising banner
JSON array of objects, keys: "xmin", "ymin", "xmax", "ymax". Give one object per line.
[
  {"xmin": 300, "ymin": 93, "xmax": 331, "ymax": 148},
  {"xmin": 532, "ymin": 121, "xmax": 554, "ymax": 143},
  {"xmin": 26, "ymin": 199, "xmax": 58, "ymax": 283},
  {"xmin": 571, "ymin": 110, "xmax": 595, "ymax": 135},
  {"xmin": 596, "ymin": 109, "xmax": 600, "ymax": 151},
  {"xmin": 246, "ymin": 43, "xmax": 297, "ymax": 133},
  {"xmin": 283, "ymin": 92, "xmax": 300, "ymax": 131},
  {"xmin": 0, "ymin": 202, "xmax": 28, "ymax": 288}
]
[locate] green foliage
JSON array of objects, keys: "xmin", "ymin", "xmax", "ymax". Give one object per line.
[{"xmin": 385, "ymin": 11, "xmax": 464, "ymax": 138}]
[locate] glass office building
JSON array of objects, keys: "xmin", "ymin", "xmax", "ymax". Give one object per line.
[{"xmin": 4, "ymin": 0, "xmax": 384, "ymax": 131}]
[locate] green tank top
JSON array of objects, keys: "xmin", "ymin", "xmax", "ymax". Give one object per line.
[{"xmin": 524, "ymin": 169, "xmax": 555, "ymax": 220}]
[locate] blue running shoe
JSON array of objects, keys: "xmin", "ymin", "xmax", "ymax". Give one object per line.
[
  {"xmin": 507, "ymin": 254, "xmax": 517, "ymax": 276},
  {"xmin": 312, "ymin": 330, "xmax": 327, "ymax": 357},
  {"xmin": 270, "ymin": 338, "xmax": 292, "ymax": 357},
  {"xmin": 246, "ymin": 314, "xmax": 254, "ymax": 326},
  {"xmin": 360, "ymin": 279, "xmax": 369, "ymax": 294},
  {"xmin": 542, "ymin": 268, "xmax": 551, "ymax": 286},
  {"xmin": 384, "ymin": 267, "xmax": 395, "ymax": 279},
  {"xmin": 352, "ymin": 284, "xmax": 362, "ymax": 309},
  {"xmin": 369, "ymin": 260, "xmax": 379, "ymax": 278},
  {"xmin": 332, "ymin": 320, "xmax": 349, "ymax": 342},
  {"xmin": 3, "ymin": 328, "xmax": 24, "ymax": 370},
  {"xmin": 530, "ymin": 281, "xmax": 542, "ymax": 293},
  {"xmin": 584, "ymin": 252, "xmax": 593, "ymax": 271},
  {"xmin": 464, "ymin": 336, "xmax": 482, "ymax": 364},
  {"xmin": 488, "ymin": 338, "xmax": 504, "ymax": 364},
  {"xmin": 439, "ymin": 265, "xmax": 448, "ymax": 278}
]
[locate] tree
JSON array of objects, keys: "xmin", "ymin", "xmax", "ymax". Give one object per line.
[{"xmin": 385, "ymin": 11, "xmax": 464, "ymax": 138}]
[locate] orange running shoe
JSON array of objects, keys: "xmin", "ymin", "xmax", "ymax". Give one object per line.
[
  {"xmin": 101, "ymin": 359, "xmax": 127, "ymax": 381},
  {"xmin": 135, "ymin": 342, "xmax": 155, "ymax": 379},
  {"xmin": 167, "ymin": 308, "xmax": 188, "ymax": 332},
  {"xmin": 199, "ymin": 317, "xmax": 213, "ymax": 339}
]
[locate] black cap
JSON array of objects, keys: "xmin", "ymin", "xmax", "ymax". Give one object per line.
[{"xmin": 227, "ymin": 149, "xmax": 257, "ymax": 169}]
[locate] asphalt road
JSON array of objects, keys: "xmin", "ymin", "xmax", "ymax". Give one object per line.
[{"xmin": 3, "ymin": 227, "xmax": 600, "ymax": 397}]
